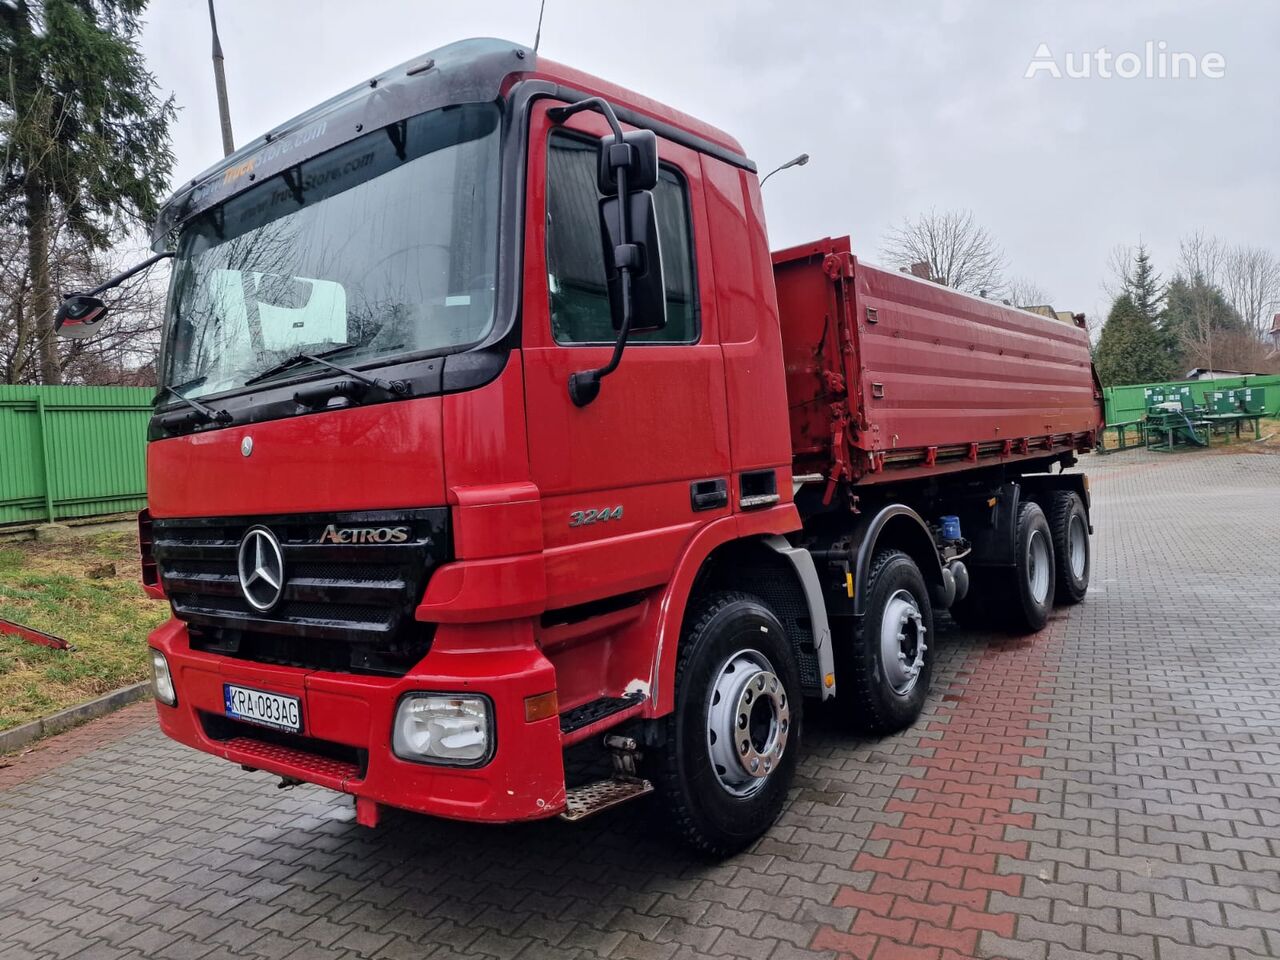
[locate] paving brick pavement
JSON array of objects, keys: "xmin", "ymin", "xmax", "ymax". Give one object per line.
[{"xmin": 1, "ymin": 449, "xmax": 1277, "ymax": 960}]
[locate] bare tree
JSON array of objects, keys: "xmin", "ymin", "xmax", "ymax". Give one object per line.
[
  {"xmin": 1178, "ymin": 231, "xmax": 1227, "ymax": 287},
  {"xmin": 1004, "ymin": 277, "xmax": 1052, "ymax": 310},
  {"xmin": 1101, "ymin": 243, "xmax": 1134, "ymax": 302},
  {"xmin": 881, "ymin": 208, "xmax": 1007, "ymax": 294},
  {"xmin": 1223, "ymin": 245, "xmax": 1280, "ymax": 339},
  {"xmin": 1173, "ymin": 232, "xmax": 1232, "ymax": 373},
  {"xmin": 0, "ymin": 206, "xmax": 165, "ymax": 386}
]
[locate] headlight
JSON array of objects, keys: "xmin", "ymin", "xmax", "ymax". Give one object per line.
[
  {"xmin": 150, "ymin": 648, "xmax": 176, "ymax": 706},
  {"xmin": 392, "ymin": 693, "xmax": 492, "ymax": 766}
]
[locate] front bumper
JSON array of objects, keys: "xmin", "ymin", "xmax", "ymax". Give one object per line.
[{"xmin": 149, "ymin": 618, "xmax": 566, "ymax": 822}]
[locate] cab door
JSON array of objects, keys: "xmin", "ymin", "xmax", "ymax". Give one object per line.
[{"xmin": 522, "ymin": 101, "xmax": 731, "ymax": 610}]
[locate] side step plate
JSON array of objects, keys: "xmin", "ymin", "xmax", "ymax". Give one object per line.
[
  {"xmin": 559, "ymin": 691, "xmax": 646, "ymax": 735},
  {"xmin": 560, "ymin": 778, "xmax": 653, "ymax": 822}
]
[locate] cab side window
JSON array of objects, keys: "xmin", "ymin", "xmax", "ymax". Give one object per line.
[{"xmin": 546, "ymin": 132, "xmax": 699, "ymax": 344}]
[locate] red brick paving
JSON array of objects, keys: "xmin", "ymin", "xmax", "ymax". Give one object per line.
[
  {"xmin": 814, "ymin": 622, "xmax": 1062, "ymax": 960},
  {"xmin": 0, "ymin": 701, "xmax": 155, "ymax": 790},
  {"xmin": 2, "ymin": 452, "xmax": 1279, "ymax": 960}
]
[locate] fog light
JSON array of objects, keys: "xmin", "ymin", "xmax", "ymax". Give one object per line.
[
  {"xmin": 150, "ymin": 648, "xmax": 176, "ymax": 706},
  {"xmin": 392, "ymin": 694, "xmax": 492, "ymax": 766}
]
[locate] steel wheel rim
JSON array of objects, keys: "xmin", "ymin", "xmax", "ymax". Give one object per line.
[
  {"xmin": 880, "ymin": 588, "xmax": 927, "ymax": 696},
  {"xmin": 1068, "ymin": 514, "xmax": 1087, "ymax": 579},
  {"xmin": 1028, "ymin": 529, "xmax": 1051, "ymax": 603},
  {"xmin": 706, "ymin": 648, "xmax": 789, "ymax": 797}
]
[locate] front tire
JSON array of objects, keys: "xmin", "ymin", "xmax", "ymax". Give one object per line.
[
  {"xmin": 1048, "ymin": 491, "xmax": 1089, "ymax": 605},
  {"xmin": 647, "ymin": 591, "xmax": 803, "ymax": 858},
  {"xmin": 837, "ymin": 549, "xmax": 934, "ymax": 736}
]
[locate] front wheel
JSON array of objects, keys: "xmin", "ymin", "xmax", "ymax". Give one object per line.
[{"xmin": 647, "ymin": 591, "xmax": 803, "ymax": 858}]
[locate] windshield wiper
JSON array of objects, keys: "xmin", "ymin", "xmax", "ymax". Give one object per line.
[
  {"xmin": 156, "ymin": 384, "xmax": 233, "ymax": 425},
  {"xmin": 244, "ymin": 344, "xmax": 408, "ymax": 395},
  {"xmin": 241, "ymin": 342, "xmax": 355, "ymax": 385}
]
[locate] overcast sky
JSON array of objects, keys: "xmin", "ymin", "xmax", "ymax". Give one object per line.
[{"xmin": 139, "ymin": 0, "xmax": 1278, "ymax": 319}]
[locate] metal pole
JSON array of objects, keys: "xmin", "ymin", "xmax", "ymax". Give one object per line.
[
  {"xmin": 534, "ymin": 0, "xmax": 547, "ymax": 54},
  {"xmin": 208, "ymin": 0, "xmax": 235, "ymax": 157},
  {"xmin": 34, "ymin": 395, "xmax": 55, "ymax": 523}
]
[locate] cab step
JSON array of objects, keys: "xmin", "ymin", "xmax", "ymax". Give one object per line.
[
  {"xmin": 560, "ymin": 776, "xmax": 653, "ymax": 821},
  {"xmin": 559, "ymin": 691, "xmax": 646, "ymax": 734},
  {"xmin": 559, "ymin": 734, "xmax": 652, "ymax": 822}
]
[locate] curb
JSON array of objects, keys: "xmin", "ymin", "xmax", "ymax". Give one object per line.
[
  {"xmin": 0, "ymin": 681, "xmax": 152, "ymax": 755},
  {"xmin": 0, "ymin": 513, "xmax": 136, "ymax": 543}
]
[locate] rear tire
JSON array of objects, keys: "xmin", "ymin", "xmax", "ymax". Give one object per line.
[
  {"xmin": 836, "ymin": 549, "xmax": 934, "ymax": 735},
  {"xmin": 1000, "ymin": 500, "xmax": 1055, "ymax": 633},
  {"xmin": 1048, "ymin": 491, "xmax": 1089, "ymax": 605},
  {"xmin": 647, "ymin": 591, "xmax": 803, "ymax": 858}
]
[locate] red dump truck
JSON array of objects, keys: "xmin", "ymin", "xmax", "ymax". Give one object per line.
[{"xmin": 57, "ymin": 38, "xmax": 1102, "ymax": 855}]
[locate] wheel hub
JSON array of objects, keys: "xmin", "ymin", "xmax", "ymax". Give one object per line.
[
  {"xmin": 707, "ymin": 650, "xmax": 790, "ymax": 796},
  {"xmin": 880, "ymin": 589, "xmax": 926, "ymax": 695},
  {"xmin": 1028, "ymin": 528, "xmax": 1051, "ymax": 603}
]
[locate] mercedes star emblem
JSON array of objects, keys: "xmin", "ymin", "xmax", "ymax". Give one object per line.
[
  {"xmin": 241, "ymin": 436, "xmax": 254, "ymax": 457},
  {"xmin": 237, "ymin": 526, "xmax": 285, "ymax": 612}
]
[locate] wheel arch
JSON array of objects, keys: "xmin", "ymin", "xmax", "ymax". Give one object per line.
[
  {"xmin": 1020, "ymin": 472, "xmax": 1092, "ymax": 529},
  {"xmin": 650, "ymin": 519, "xmax": 832, "ymax": 714},
  {"xmin": 851, "ymin": 506, "xmax": 944, "ymax": 617},
  {"xmin": 691, "ymin": 536, "xmax": 834, "ymax": 702}
]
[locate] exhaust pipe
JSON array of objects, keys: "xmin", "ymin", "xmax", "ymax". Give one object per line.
[{"xmin": 931, "ymin": 559, "xmax": 970, "ymax": 609}]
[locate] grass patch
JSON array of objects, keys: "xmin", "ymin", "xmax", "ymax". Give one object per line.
[{"xmin": 0, "ymin": 529, "xmax": 168, "ymax": 732}]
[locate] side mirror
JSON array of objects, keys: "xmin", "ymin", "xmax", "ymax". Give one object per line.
[
  {"xmin": 597, "ymin": 129, "xmax": 659, "ymax": 195},
  {"xmin": 54, "ymin": 295, "xmax": 110, "ymax": 339},
  {"xmin": 551, "ymin": 95, "xmax": 666, "ymax": 407},
  {"xmin": 599, "ymin": 190, "xmax": 666, "ymax": 334},
  {"xmin": 50, "ymin": 250, "xmax": 175, "ymax": 340}
]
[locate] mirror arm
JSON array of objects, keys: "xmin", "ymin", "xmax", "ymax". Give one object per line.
[
  {"xmin": 547, "ymin": 97, "xmax": 626, "ymax": 140},
  {"xmin": 568, "ymin": 308, "xmax": 633, "ymax": 407},
  {"xmin": 72, "ymin": 250, "xmax": 175, "ymax": 300},
  {"xmin": 568, "ymin": 162, "xmax": 634, "ymax": 408},
  {"xmin": 552, "ymin": 97, "xmax": 637, "ymax": 408}
]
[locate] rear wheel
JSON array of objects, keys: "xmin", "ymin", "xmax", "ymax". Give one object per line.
[
  {"xmin": 1048, "ymin": 491, "xmax": 1089, "ymax": 605},
  {"xmin": 836, "ymin": 549, "xmax": 934, "ymax": 735},
  {"xmin": 1001, "ymin": 500, "xmax": 1055, "ymax": 633},
  {"xmin": 647, "ymin": 591, "xmax": 803, "ymax": 857}
]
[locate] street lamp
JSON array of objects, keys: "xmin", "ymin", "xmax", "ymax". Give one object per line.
[{"xmin": 759, "ymin": 153, "xmax": 809, "ymax": 187}]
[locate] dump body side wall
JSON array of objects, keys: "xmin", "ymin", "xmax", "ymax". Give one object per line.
[{"xmin": 774, "ymin": 237, "xmax": 1102, "ymax": 485}]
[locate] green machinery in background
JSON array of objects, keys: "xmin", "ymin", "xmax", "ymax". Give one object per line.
[
  {"xmin": 1141, "ymin": 388, "xmax": 1208, "ymax": 452},
  {"xmin": 1097, "ymin": 385, "xmax": 1269, "ymax": 454},
  {"xmin": 1102, "ymin": 374, "xmax": 1280, "ymax": 425},
  {"xmin": 1138, "ymin": 386, "xmax": 1265, "ymax": 453}
]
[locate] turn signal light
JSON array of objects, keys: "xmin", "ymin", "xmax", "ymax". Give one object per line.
[{"xmin": 524, "ymin": 691, "xmax": 558, "ymax": 723}]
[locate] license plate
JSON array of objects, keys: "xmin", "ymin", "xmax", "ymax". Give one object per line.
[{"xmin": 224, "ymin": 684, "xmax": 302, "ymax": 733}]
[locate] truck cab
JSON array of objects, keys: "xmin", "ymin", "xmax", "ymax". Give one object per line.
[{"xmin": 133, "ymin": 38, "xmax": 804, "ymax": 848}]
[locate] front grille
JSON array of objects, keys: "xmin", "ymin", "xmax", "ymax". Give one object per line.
[{"xmin": 154, "ymin": 509, "xmax": 449, "ymax": 675}]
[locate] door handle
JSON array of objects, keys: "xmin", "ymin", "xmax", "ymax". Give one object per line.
[{"xmin": 690, "ymin": 478, "xmax": 728, "ymax": 512}]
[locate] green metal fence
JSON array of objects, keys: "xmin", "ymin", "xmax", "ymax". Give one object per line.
[
  {"xmin": 1102, "ymin": 375, "xmax": 1280, "ymax": 425},
  {"xmin": 0, "ymin": 385, "xmax": 152, "ymax": 526}
]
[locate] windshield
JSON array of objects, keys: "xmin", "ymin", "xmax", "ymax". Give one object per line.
[{"xmin": 163, "ymin": 103, "xmax": 501, "ymax": 399}]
